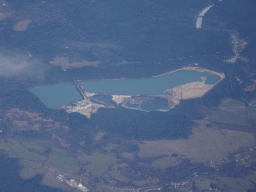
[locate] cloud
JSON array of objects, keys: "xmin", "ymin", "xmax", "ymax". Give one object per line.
[{"xmin": 0, "ymin": 50, "xmax": 48, "ymax": 81}]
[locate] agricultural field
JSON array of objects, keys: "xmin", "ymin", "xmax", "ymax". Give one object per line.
[
  {"xmin": 6, "ymin": 139, "xmax": 47, "ymax": 162},
  {"xmin": 210, "ymin": 109, "xmax": 248, "ymax": 125},
  {"xmin": 209, "ymin": 98, "xmax": 249, "ymax": 125},
  {"xmin": 138, "ymin": 120, "xmax": 256, "ymax": 166},
  {"xmin": 46, "ymin": 148, "xmax": 79, "ymax": 173},
  {"xmin": 77, "ymin": 151, "xmax": 118, "ymax": 177},
  {"xmin": 249, "ymin": 106, "xmax": 256, "ymax": 119}
]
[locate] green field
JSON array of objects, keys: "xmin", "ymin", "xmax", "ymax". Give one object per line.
[
  {"xmin": 211, "ymin": 109, "xmax": 248, "ymax": 125},
  {"xmin": 19, "ymin": 160, "xmax": 45, "ymax": 179},
  {"xmin": 133, "ymin": 180, "xmax": 151, "ymax": 186},
  {"xmin": 78, "ymin": 152, "xmax": 117, "ymax": 177},
  {"xmin": 107, "ymin": 168, "xmax": 130, "ymax": 183},
  {"xmin": 5, "ymin": 138, "xmax": 80, "ymax": 174},
  {"xmin": 7, "ymin": 139, "xmax": 47, "ymax": 162},
  {"xmin": 249, "ymin": 106, "xmax": 256, "ymax": 119},
  {"xmin": 46, "ymin": 149, "xmax": 79, "ymax": 173},
  {"xmin": 216, "ymin": 176, "xmax": 255, "ymax": 192},
  {"xmin": 195, "ymin": 178, "xmax": 217, "ymax": 191}
]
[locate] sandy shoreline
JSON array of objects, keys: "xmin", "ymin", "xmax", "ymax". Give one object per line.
[
  {"xmin": 104, "ymin": 66, "xmax": 225, "ymax": 104},
  {"xmin": 162, "ymin": 67, "xmax": 225, "ymax": 101},
  {"xmin": 82, "ymin": 66, "xmax": 225, "ymax": 82},
  {"xmin": 82, "ymin": 66, "xmax": 226, "ymax": 100},
  {"xmin": 152, "ymin": 66, "xmax": 225, "ymax": 80}
]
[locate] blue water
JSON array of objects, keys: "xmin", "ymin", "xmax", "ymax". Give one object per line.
[
  {"xmin": 29, "ymin": 70, "xmax": 220, "ymax": 109},
  {"xmin": 29, "ymin": 82, "xmax": 82, "ymax": 108},
  {"xmin": 92, "ymin": 95, "xmax": 115, "ymax": 107},
  {"xmin": 122, "ymin": 97, "xmax": 171, "ymax": 112},
  {"xmin": 82, "ymin": 70, "xmax": 220, "ymax": 95},
  {"xmin": 140, "ymin": 98, "xmax": 170, "ymax": 111}
]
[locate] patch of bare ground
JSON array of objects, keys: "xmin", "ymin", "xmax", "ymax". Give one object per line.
[
  {"xmin": 63, "ymin": 98, "xmax": 105, "ymax": 118},
  {"xmin": 13, "ymin": 20, "xmax": 32, "ymax": 31},
  {"xmin": 5, "ymin": 108, "xmax": 40, "ymax": 119},
  {"xmin": 0, "ymin": 12, "xmax": 10, "ymax": 20},
  {"xmin": 161, "ymin": 67, "xmax": 225, "ymax": 101},
  {"xmin": 13, "ymin": 120, "xmax": 28, "ymax": 127},
  {"xmin": 111, "ymin": 95, "xmax": 131, "ymax": 105},
  {"xmin": 137, "ymin": 120, "xmax": 256, "ymax": 168},
  {"xmin": 216, "ymin": 98, "xmax": 247, "ymax": 114},
  {"xmin": 94, "ymin": 131, "xmax": 106, "ymax": 141},
  {"xmin": 52, "ymin": 134, "xmax": 70, "ymax": 148},
  {"xmin": 165, "ymin": 77, "xmax": 214, "ymax": 100},
  {"xmin": 13, "ymin": 120, "xmax": 40, "ymax": 131},
  {"xmin": 164, "ymin": 67, "xmax": 225, "ymax": 100},
  {"xmin": 214, "ymin": 122, "xmax": 251, "ymax": 133},
  {"xmin": 49, "ymin": 57, "xmax": 102, "ymax": 70},
  {"xmin": 2, "ymin": 108, "xmax": 68, "ymax": 131}
]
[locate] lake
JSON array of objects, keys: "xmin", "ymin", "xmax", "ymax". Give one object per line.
[
  {"xmin": 82, "ymin": 70, "xmax": 220, "ymax": 95},
  {"xmin": 30, "ymin": 70, "xmax": 221, "ymax": 108},
  {"xmin": 29, "ymin": 82, "xmax": 83, "ymax": 108}
]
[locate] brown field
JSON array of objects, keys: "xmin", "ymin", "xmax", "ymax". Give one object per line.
[
  {"xmin": 217, "ymin": 98, "xmax": 247, "ymax": 113},
  {"xmin": 208, "ymin": 98, "xmax": 249, "ymax": 126},
  {"xmin": 214, "ymin": 122, "xmax": 251, "ymax": 133},
  {"xmin": 94, "ymin": 131, "xmax": 106, "ymax": 141},
  {"xmin": 13, "ymin": 20, "xmax": 32, "ymax": 31},
  {"xmin": 2, "ymin": 108, "xmax": 68, "ymax": 132},
  {"xmin": 138, "ymin": 120, "xmax": 256, "ymax": 168},
  {"xmin": 49, "ymin": 57, "xmax": 102, "ymax": 70},
  {"xmin": 0, "ymin": 13, "xmax": 10, "ymax": 20}
]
